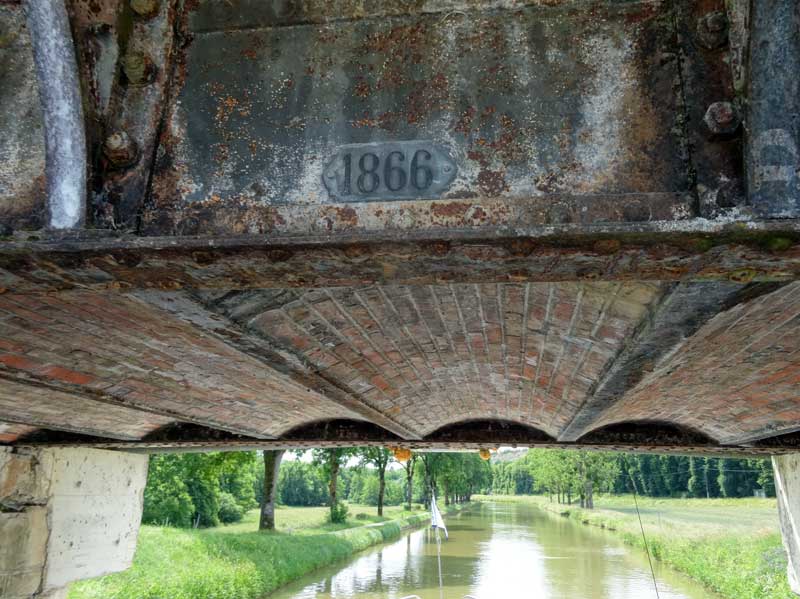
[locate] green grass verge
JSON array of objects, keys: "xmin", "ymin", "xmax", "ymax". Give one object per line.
[
  {"xmin": 473, "ymin": 495, "xmax": 792, "ymax": 599},
  {"xmin": 213, "ymin": 503, "xmax": 427, "ymax": 535},
  {"xmin": 68, "ymin": 505, "xmax": 444, "ymax": 599}
]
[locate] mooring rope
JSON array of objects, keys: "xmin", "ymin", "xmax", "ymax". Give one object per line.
[{"xmin": 629, "ymin": 471, "xmax": 661, "ymax": 599}]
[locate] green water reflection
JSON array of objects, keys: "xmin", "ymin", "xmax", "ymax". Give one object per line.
[{"xmin": 268, "ymin": 502, "xmax": 719, "ymax": 599}]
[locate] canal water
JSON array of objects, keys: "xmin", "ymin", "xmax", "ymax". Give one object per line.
[{"xmin": 269, "ymin": 502, "xmax": 719, "ymax": 599}]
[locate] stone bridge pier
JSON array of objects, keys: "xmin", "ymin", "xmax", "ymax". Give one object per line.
[
  {"xmin": 775, "ymin": 455, "xmax": 800, "ymax": 596},
  {"xmin": 0, "ymin": 448, "xmax": 148, "ymax": 599}
]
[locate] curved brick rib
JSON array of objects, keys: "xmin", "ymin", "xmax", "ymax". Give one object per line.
[
  {"xmin": 558, "ymin": 282, "xmax": 779, "ymax": 442},
  {"xmin": 583, "ymin": 282, "xmax": 800, "ymax": 444},
  {"xmin": 0, "ymin": 292, "xmax": 359, "ymax": 439},
  {"xmin": 213, "ymin": 282, "xmax": 660, "ymax": 440}
]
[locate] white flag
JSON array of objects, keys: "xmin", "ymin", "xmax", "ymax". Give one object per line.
[{"xmin": 430, "ymin": 492, "xmax": 448, "ymax": 539}]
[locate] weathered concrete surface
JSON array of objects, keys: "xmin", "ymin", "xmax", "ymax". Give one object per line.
[
  {"xmin": 0, "ymin": 508, "xmax": 49, "ymax": 598},
  {"xmin": 0, "ymin": 447, "xmax": 148, "ymax": 598},
  {"xmin": 42, "ymin": 448, "xmax": 148, "ymax": 589},
  {"xmin": 773, "ymin": 454, "xmax": 800, "ymax": 596}
]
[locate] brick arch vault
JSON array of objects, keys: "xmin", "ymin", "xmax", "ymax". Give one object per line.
[{"xmin": 0, "ymin": 281, "xmax": 796, "ymax": 454}]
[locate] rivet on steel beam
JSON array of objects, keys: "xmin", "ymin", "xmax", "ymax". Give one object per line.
[
  {"xmin": 704, "ymin": 101, "xmax": 741, "ymax": 137},
  {"xmin": 103, "ymin": 131, "xmax": 139, "ymax": 169},
  {"xmin": 130, "ymin": 0, "xmax": 159, "ymax": 19},
  {"xmin": 122, "ymin": 51, "xmax": 155, "ymax": 86},
  {"xmin": 696, "ymin": 11, "xmax": 729, "ymax": 50}
]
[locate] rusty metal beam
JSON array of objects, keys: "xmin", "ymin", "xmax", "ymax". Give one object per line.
[
  {"xmin": 4, "ymin": 222, "xmax": 800, "ymax": 293},
  {"xmin": 134, "ymin": 290, "xmax": 423, "ymax": 439},
  {"xmin": 723, "ymin": 426, "xmax": 800, "ymax": 447},
  {"xmin": 9, "ymin": 438, "xmax": 792, "ymax": 458}
]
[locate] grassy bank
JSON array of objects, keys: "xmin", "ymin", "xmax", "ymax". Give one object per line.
[
  {"xmin": 211, "ymin": 503, "xmax": 426, "ymax": 535},
  {"xmin": 474, "ymin": 494, "xmax": 792, "ymax": 599},
  {"xmin": 69, "ymin": 504, "xmax": 442, "ymax": 599}
]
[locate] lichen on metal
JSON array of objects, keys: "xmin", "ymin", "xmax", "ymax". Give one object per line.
[
  {"xmin": 0, "ymin": 6, "xmax": 46, "ymax": 231},
  {"xmin": 747, "ymin": 0, "xmax": 800, "ymax": 218},
  {"xmin": 143, "ymin": 0, "xmax": 691, "ymax": 236}
]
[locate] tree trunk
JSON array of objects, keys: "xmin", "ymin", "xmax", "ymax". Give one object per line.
[
  {"xmin": 329, "ymin": 451, "xmax": 340, "ymax": 522},
  {"xmin": 405, "ymin": 461, "xmax": 415, "ymax": 510},
  {"xmin": 378, "ymin": 468, "xmax": 385, "ymax": 517},
  {"xmin": 585, "ymin": 480, "xmax": 594, "ymax": 509},
  {"xmin": 259, "ymin": 449, "xmax": 285, "ymax": 531}
]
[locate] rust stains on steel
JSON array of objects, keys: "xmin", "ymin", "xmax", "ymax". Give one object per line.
[
  {"xmin": 2, "ymin": 224, "xmax": 800, "ymax": 292},
  {"xmin": 13, "ymin": 438, "xmax": 797, "ymax": 457},
  {"xmin": 138, "ymin": 0, "xmax": 709, "ymax": 237}
]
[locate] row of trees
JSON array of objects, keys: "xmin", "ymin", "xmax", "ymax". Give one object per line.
[
  {"xmin": 143, "ymin": 448, "xmax": 492, "ymax": 529},
  {"xmin": 143, "ymin": 452, "xmax": 258, "ymax": 528},
  {"xmin": 492, "ymin": 450, "xmax": 776, "ymax": 508},
  {"xmin": 300, "ymin": 449, "xmax": 492, "ymax": 523},
  {"xmin": 142, "ymin": 446, "xmax": 776, "ymax": 527}
]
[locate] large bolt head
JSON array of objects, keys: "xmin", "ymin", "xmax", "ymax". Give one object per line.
[
  {"xmin": 704, "ymin": 101, "xmax": 741, "ymax": 136},
  {"xmin": 131, "ymin": 0, "xmax": 159, "ymax": 18},
  {"xmin": 697, "ymin": 11, "xmax": 729, "ymax": 49},
  {"xmin": 103, "ymin": 131, "xmax": 139, "ymax": 169}
]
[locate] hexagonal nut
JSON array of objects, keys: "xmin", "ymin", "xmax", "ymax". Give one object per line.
[
  {"xmin": 103, "ymin": 131, "xmax": 139, "ymax": 169},
  {"xmin": 122, "ymin": 52, "xmax": 155, "ymax": 86},
  {"xmin": 704, "ymin": 101, "xmax": 741, "ymax": 136},
  {"xmin": 696, "ymin": 11, "xmax": 728, "ymax": 50},
  {"xmin": 130, "ymin": 0, "xmax": 159, "ymax": 19}
]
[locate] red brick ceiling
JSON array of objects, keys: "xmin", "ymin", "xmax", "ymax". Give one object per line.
[{"xmin": 2, "ymin": 281, "xmax": 797, "ymax": 451}]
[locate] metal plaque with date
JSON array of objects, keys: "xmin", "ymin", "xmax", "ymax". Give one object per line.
[{"xmin": 323, "ymin": 141, "xmax": 457, "ymax": 202}]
